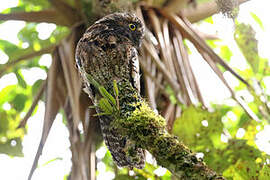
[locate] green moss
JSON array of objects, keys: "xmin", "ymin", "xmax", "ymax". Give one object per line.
[
  {"xmin": 94, "ymin": 78, "xmax": 223, "ymax": 179},
  {"xmin": 112, "ymin": 100, "xmax": 223, "ymax": 179}
]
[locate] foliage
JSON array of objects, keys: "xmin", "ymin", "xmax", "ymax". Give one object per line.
[
  {"xmin": 172, "ymin": 104, "xmax": 270, "ymax": 179},
  {"xmin": 0, "ymin": 0, "xmax": 69, "ymax": 158},
  {"xmin": 0, "ymin": 85, "xmax": 28, "ymax": 156}
]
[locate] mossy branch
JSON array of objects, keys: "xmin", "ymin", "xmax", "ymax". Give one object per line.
[
  {"xmin": 89, "ymin": 77, "xmax": 225, "ymax": 179},
  {"xmin": 113, "ymin": 100, "xmax": 224, "ymax": 179}
]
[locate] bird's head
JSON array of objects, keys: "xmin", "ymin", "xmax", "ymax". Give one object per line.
[{"xmin": 95, "ymin": 12, "xmax": 145, "ymax": 48}]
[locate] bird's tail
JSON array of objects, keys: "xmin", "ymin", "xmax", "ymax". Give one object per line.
[{"xmin": 99, "ymin": 115, "xmax": 145, "ymax": 169}]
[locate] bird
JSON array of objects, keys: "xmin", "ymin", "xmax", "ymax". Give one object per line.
[{"xmin": 75, "ymin": 12, "xmax": 145, "ymax": 169}]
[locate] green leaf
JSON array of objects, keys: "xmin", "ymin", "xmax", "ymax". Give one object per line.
[
  {"xmin": 1, "ymin": 6, "xmax": 26, "ymax": 14},
  {"xmin": 0, "ymin": 138, "xmax": 23, "ymax": 157},
  {"xmin": 220, "ymin": 45, "xmax": 233, "ymax": 61},
  {"xmin": 85, "ymin": 73, "xmax": 100, "ymax": 89},
  {"xmin": 223, "ymin": 159, "xmax": 261, "ymax": 179},
  {"xmin": 15, "ymin": 70, "xmax": 27, "ymax": 88},
  {"xmin": 31, "ymin": 79, "xmax": 43, "ymax": 96},
  {"xmin": 18, "ymin": 23, "xmax": 38, "ymax": 46},
  {"xmin": 99, "ymin": 86, "xmax": 116, "ymax": 106},
  {"xmin": 0, "ymin": 85, "xmax": 17, "ymax": 106},
  {"xmin": 0, "ymin": 40, "xmax": 20, "ymax": 56},
  {"xmin": 99, "ymin": 98, "xmax": 113, "ymax": 114},
  {"xmin": 93, "ymin": 112, "xmax": 111, "ymax": 117},
  {"xmin": 41, "ymin": 157, "xmax": 63, "ymax": 167},
  {"xmin": 85, "ymin": 73, "xmax": 116, "ymax": 106},
  {"xmin": 22, "ymin": 0, "xmax": 51, "ymax": 8},
  {"xmin": 204, "ymin": 16, "xmax": 213, "ymax": 24},
  {"xmin": 10, "ymin": 93, "xmax": 28, "ymax": 112},
  {"xmin": 250, "ymin": 12, "xmax": 264, "ymax": 30},
  {"xmin": 173, "ymin": 106, "xmax": 223, "ymax": 150},
  {"xmin": 88, "ymin": 105, "xmax": 96, "ymax": 109}
]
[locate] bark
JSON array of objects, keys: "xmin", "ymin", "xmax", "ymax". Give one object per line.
[
  {"xmin": 49, "ymin": 0, "xmax": 82, "ymax": 25},
  {"xmin": 0, "ymin": 10, "xmax": 71, "ymax": 26}
]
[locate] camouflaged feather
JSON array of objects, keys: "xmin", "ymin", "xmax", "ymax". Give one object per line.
[{"xmin": 75, "ymin": 13, "xmax": 145, "ymax": 169}]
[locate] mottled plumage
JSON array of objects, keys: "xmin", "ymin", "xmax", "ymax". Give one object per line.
[{"xmin": 75, "ymin": 13, "xmax": 145, "ymax": 168}]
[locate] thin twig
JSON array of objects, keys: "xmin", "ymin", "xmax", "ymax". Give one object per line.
[{"xmin": 17, "ymin": 80, "xmax": 47, "ymax": 129}]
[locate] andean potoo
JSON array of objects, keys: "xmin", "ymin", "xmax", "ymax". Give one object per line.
[{"xmin": 75, "ymin": 12, "xmax": 145, "ymax": 169}]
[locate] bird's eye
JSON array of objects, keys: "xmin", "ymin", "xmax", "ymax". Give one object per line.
[{"xmin": 129, "ymin": 24, "xmax": 136, "ymax": 31}]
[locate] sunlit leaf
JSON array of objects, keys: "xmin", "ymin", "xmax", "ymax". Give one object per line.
[
  {"xmin": 173, "ymin": 106, "xmax": 224, "ymax": 150},
  {"xmin": 204, "ymin": 16, "xmax": 213, "ymax": 24},
  {"xmin": 99, "ymin": 98, "xmax": 113, "ymax": 114},
  {"xmin": 18, "ymin": 23, "xmax": 38, "ymax": 45},
  {"xmin": 22, "ymin": 0, "xmax": 50, "ymax": 9},
  {"xmin": 0, "ymin": 138, "xmax": 23, "ymax": 157},
  {"xmin": 41, "ymin": 157, "xmax": 63, "ymax": 166},
  {"xmin": 220, "ymin": 45, "xmax": 232, "ymax": 61},
  {"xmin": 99, "ymin": 86, "xmax": 116, "ymax": 106},
  {"xmin": 0, "ymin": 39, "xmax": 20, "ymax": 55},
  {"xmin": 0, "ymin": 85, "xmax": 18, "ymax": 105},
  {"xmin": 250, "ymin": 12, "xmax": 264, "ymax": 30}
]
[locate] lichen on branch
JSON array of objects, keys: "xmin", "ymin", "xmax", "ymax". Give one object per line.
[{"xmin": 216, "ymin": 0, "xmax": 239, "ymax": 19}]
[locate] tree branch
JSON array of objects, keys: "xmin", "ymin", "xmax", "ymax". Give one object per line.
[
  {"xmin": 0, "ymin": 10, "xmax": 71, "ymax": 26},
  {"xmin": 164, "ymin": 0, "xmax": 191, "ymax": 13},
  {"xmin": 108, "ymin": 80, "xmax": 225, "ymax": 179},
  {"xmin": 0, "ymin": 45, "xmax": 56, "ymax": 78},
  {"xmin": 79, "ymin": 69, "xmax": 223, "ymax": 178},
  {"xmin": 48, "ymin": 0, "xmax": 81, "ymax": 25},
  {"xmin": 183, "ymin": 0, "xmax": 251, "ymax": 23}
]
